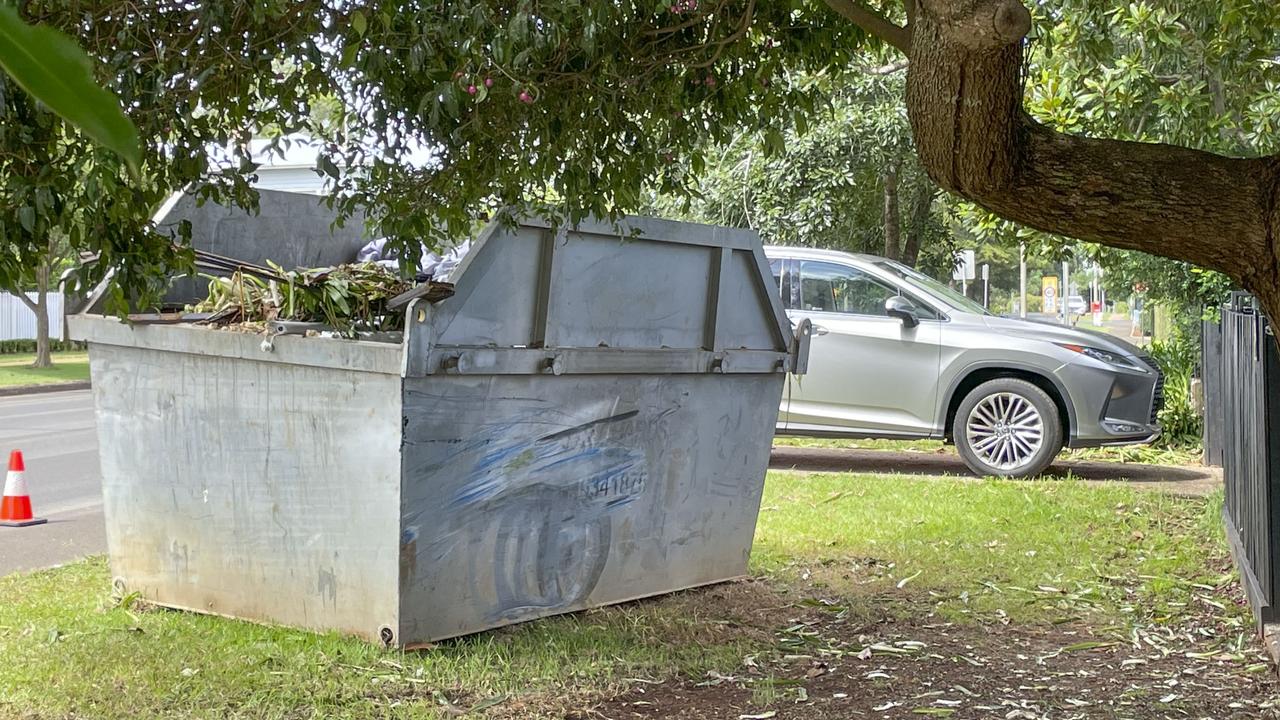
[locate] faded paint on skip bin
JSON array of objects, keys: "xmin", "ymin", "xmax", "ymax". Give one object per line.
[{"xmin": 396, "ymin": 373, "xmax": 782, "ymax": 642}]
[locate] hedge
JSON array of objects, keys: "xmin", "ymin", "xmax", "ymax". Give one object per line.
[{"xmin": 0, "ymin": 340, "xmax": 85, "ymax": 355}]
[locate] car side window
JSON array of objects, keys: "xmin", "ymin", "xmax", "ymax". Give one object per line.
[{"xmin": 798, "ymin": 261, "xmax": 936, "ymax": 319}]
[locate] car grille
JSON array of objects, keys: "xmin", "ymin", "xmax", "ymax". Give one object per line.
[{"xmin": 1137, "ymin": 352, "xmax": 1165, "ymax": 423}]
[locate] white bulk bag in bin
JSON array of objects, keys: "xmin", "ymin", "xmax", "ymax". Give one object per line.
[{"xmin": 70, "ymin": 210, "xmax": 810, "ymax": 647}]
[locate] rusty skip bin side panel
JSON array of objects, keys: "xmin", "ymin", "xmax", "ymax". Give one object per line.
[
  {"xmin": 87, "ymin": 341, "xmax": 403, "ymax": 642},
  {"xmin": 397, "ymin": 372, "xmax": 782, "ymax": 644}
]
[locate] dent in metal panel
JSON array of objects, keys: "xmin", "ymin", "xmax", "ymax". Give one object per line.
[
  {"xmin": 397, "ymin": 373, "xmax": 782, "ymax": 643},
  {"xmin": 88, "ymin": 343, "xmax": 402, "ymax": 641}
]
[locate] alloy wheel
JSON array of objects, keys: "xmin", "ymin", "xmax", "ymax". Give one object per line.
[{"xmin": 964, "ymin": 392, "xmax": 1045, "ymax": 472}]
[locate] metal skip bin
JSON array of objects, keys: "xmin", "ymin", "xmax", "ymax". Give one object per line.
[{"xmin": 70, "ymin": 211, "xmax": 809, "ymax": 646}]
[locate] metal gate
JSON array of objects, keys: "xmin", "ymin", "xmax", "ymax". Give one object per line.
[{"xmin": 1208, "ymin": 292, "xmax": 1280, "ymax": 628}]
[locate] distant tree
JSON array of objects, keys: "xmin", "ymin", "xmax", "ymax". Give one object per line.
[{"xmin": 650, "ymin": 69, "xmax": 954, "ymax": 275}]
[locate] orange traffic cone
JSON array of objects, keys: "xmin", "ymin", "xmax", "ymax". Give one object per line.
[{"xmin": 1, "ymin": 450, "xmax": 46, "ymax": 527}]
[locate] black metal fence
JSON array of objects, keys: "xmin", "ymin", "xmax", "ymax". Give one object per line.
[{"xmin": 1204, "ymin": 292, "xmax": 1280, "ymax": 628}]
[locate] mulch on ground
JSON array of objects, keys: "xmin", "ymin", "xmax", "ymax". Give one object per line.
[{"xmin": 569, "ymin": 579, "xmax": 1278, "ymax": 720}]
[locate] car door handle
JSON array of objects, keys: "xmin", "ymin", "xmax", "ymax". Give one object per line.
[{"xmin": 811, "ymin": 324, "xmax": 830, "ymax": 336}]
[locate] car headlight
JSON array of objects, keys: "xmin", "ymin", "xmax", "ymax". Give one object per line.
[{"xmin": 1056, "ymin": 343, "xmax": 1148, "ymax": 372}]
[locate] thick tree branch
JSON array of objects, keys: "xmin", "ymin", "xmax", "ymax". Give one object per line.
[
  {"xmin": 860, "ymin": 59, "xmax": 909, "ymax": 75},
  {"xmin": 903, "ymin": 0, "xmax": 1280, "ymax": 311},
  {"xmin": 823, "ymin": 0, "xmax": 911, "ymax": 53},
  {"xmin": 14, "ymin": 291, "xmax": 38, "ymax": 313}
]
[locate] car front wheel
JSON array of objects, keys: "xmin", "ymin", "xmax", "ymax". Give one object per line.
[{"xmin": 953, "ymin": 378, "xmax": 1064, "ymax": 478}]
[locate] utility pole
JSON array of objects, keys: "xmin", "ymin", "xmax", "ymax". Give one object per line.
[
  {"xmin": 1062, "ymin": 260, "xmax": 1070, "ymax": 325},
  {"xmin": 1018, "ymin": 243, "xmax": 1027, "ymax": 318},
  {"xmin": 981, "ymin": 264, "xmax": 990, "ymax": 308}
]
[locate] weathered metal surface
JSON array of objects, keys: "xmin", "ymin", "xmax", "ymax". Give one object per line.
[
  {"xmin": 406, "ymin": 216, "xmax": 791, "ymax": 377},
  {"xmin": 86, "ymin": 342, "xmax": 402, "ymax": 641},
  {"xmin": 390, "ymin": 216, "xmax": 792, "ymax": 643},
  {"xmin": 396, "ymin": 373, "xmax": 782, "ymax": 642},
  {"xmin": 75, "ymin": 213, "xmax": 799, "ymax": 646},
  {"xmin": 423, "ymin": 348, "xmax": 788, "ymax": 376},
  {"xmin": 69, "ymin": 315, "xmax": 402, "ymax": 376}
]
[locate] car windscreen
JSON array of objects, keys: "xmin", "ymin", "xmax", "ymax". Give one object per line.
[{"xmin": 871, "ymin": 259, "xmax": 991, "ymax": 316}]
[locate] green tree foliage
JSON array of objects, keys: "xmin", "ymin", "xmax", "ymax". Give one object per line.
[
  {"xmin": 327, "ymin": 2, "xmax": 873, "ymax": 266},
  {"xmin": 963, "ymin": 0, "xmax": 1280, "ymax": 312},
  {"xmin": 2, "ymin": 0, "xmax": 1278, "ymax": 316},
  {"xmin": 1, "ymin": 1, "xmax": 876, "ymax": 309},
  {"xmin": 647, "ymin": 69, "xmax": 955, "ymax": 276},
  {"xmin": 0, "ymin": 5, "xmax": 139, "ymax": 170},
  {"xmin": 1, "ymin": 1, "xmax": 338, "ymax": 314},
  {"xmin": 0, "ymin": 5, "xmax": 144, "ymax": 364}
]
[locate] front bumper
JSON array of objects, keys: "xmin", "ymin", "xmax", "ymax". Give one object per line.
[{"xmin": 1061, "ymin": 357, "xmax": 1164, "ymax": 448}]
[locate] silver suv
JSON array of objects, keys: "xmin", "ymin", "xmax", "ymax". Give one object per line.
[{"xmin": 767, "ymin": 247, "xmax": 1163, "ymax": 477}]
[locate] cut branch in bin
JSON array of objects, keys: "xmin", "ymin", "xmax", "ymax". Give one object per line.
[
  {"xmin": 191, "ymin": 248, "xmax": 288, "ymax": 284},
  {"xmin": 188, "ymin": 253, "xmax": 456, "ymax": 336},
  {"xmin": 387, "ymin": 281, "xmax": 455, "ymax": 311}
]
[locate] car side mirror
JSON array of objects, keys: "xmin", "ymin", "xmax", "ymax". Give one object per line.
[{"xmin": 885, "ymin": 296, "xmax": 920, "ymax": 328}]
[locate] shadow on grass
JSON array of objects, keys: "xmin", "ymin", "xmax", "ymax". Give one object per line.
[{"xmin": 769, "ymin": 445, "xmax": 1214, "ymax": 487}]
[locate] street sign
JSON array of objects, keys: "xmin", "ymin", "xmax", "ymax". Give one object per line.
[
  {"xmin": 1041, "ymin": 276, "xmax": 1059, "ymax": 314},
  {"xmin": 952, "ymin": 249, "xmax": 976, "ymax": 281}
]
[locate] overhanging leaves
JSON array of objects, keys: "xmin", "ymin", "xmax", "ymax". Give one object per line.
[{"xmin": 0, "ymin": 5, "xmax": 140, "ymax": 172}]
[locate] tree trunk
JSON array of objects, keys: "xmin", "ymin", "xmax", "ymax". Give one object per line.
[
  {"xmin": 882, "ymin": 158, "xmax": 902, "ymax": 261},
  {"xmin": 16, "ymin": 257, "xmax": 53, "ymax": 369},
  {"xmin": 901, "ymin": 179, "xmax": 937, "ymax": 268},
  {"xmin": 824, "ymin": 0, "xmax": 1280, "ymax": 330},
  {"xmin": 32, "ymin": 295, "xmax": 50, "ymax": 369}
]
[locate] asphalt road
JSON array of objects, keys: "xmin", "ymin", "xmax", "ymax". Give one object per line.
[{"xmin": 0, "ymin": 390, "xmax": 104, "ymax": 577}]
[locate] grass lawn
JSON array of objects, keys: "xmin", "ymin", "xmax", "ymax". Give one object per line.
[
  {"xmin": 0, "ymin": 352, "xmax": 89, "ymax": 387},
  {"xmin": 1, "ymin": 472, "xmax": 1273, "ymax": 719}
]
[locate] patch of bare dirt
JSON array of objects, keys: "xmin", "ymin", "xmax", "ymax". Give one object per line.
[{"xmin": 567, "ymin": 583, "xmax": 1279, "ymax": 720}]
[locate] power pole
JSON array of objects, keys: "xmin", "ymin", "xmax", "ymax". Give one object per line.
[
  {"xmin": 1018, "ymin": 243, "xmax": 1027, "ymax": 318},
  {"xmin": 1062, "ymin": 260, "xmax": 1070, "ymax": 325}
]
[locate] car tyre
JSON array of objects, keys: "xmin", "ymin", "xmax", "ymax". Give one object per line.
[{"xmin": 953, "ymin": 378, "xmax": 1064, "ymax": 478}]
